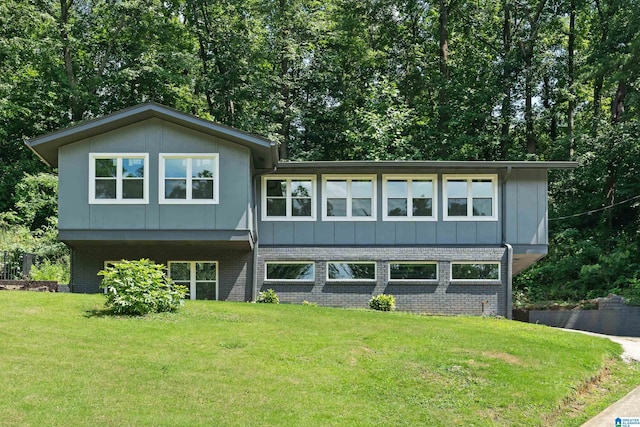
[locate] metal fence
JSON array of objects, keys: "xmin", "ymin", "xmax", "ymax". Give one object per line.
[{"xmin": 1, "ymin": 251, "xmax": 36, "ymax": 280}]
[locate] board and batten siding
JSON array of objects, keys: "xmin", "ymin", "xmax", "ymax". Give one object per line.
[
  {"xmin": 258, "ymin": 168, "xmax": 548, "ymax": 246},
  {"xmin": 58, "ymin": 118, "xmax": 252, "ymax": 232}
]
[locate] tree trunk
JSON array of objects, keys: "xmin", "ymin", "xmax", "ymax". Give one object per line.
[
  {"xmin": 523, "ymin": 43, "xmax": 535, "ymax": 154},
  {"xmin": 438, "ymin": 0, "xmax": 450, "ymax": 135},
  {"xmin": 58, "ymin": 0, "xmax": 82, "ymax": 122},
  {"xmin": 499, "ymin": 0, "xmax": 512, "ymax": 160},
  {"xmin": 567, "ymin": 0, "xmax": 575, "ymax": 157}
]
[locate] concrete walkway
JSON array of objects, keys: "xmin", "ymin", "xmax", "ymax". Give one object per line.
[{"xmin": 559, "ymin": 329, "xmax": 640, "ymax": 427}]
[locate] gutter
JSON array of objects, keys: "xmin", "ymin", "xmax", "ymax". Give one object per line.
[{"xmin": 251, "ymin": 165, "xmax": 278, "ymax": 302}]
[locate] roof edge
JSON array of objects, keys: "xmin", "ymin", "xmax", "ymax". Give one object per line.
[{"xmin": 275, "ymin": 160, "xmax": 578, "ymax": 169}]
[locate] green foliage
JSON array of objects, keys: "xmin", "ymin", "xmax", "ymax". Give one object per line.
[
  {"xmin": 302, "ymin": 300, "xmax": 318, "ymax": 306},
  {"xmin": 368, "ymin": 294, "xmax": 396, "ymax": 311},
  {"xmin": 98, "ymin": 259, "xmax": 187, "ymax": 315},
  {"xmin": 30, "ymin": 259, "xmax": 69, "ymax": 284},
  {"xmin": 256, "ymin": 288, "xmax": 280, "ymax": 304}
]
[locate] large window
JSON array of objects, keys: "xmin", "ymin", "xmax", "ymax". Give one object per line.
[
  {"xmin": 383, "ymin": 175, "xmax": 437, "ymax": 221},
  {"xmin": 168, "ymin": 261, "xmax": 218, "ymax": 300},
  {"xmin": 450, "ymin": 262, "xmax": 500, "ymax": 282},
  {"xmin": 443, "ymin": 175, "xmax": 498, "ymax": 221},
  {"xmin": 262, "ymin": 176, "xmax": 316, "ymax": 220},
  {"xmin": 160, "ymin": 154, "xmax": 219, "ymax": 204},
  {"xmin": 89, "ymin": 153, "xmax": 148, "ymax": 204},
  {"xmin": 327, "ymin": 262, "xmax": 376, "ymax": 281},
  {"xmin": 322, "ymin": 175, "xmax": 377, "ymax": 220},
  {"xmin": 265, "ymin": 262, "xmax": 315, "ymax": 281},
  {"xmin": 388, "ymin": 262, "xmax": 438, "ymax": 281}
]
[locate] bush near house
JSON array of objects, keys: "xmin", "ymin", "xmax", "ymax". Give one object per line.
[
  {"xmin": 369, "ymin": 294, "xmax": 396, "ymax": 311},
  {"xmin": 257, "ymin": 288, "xmax": 280, "ymax": 304},
  {"xmin": 98, "ymin": 259, "xmax": 187, "ymax": 315}
]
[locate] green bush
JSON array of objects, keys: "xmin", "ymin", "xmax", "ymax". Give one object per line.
[
  {"xmin": 98, "ymin": 259, "xmax": 187, "ymax": 315},
  {"xmin": 256, "ymin": 288, "xmax": 279, "ymax": 304},
  {"xmin": 30, "ymin": 259, "xmax": 70, "ymax": 284},
  {"xmin": 369, "ymin": 294, "xmax": 396, "ymax": 311}
]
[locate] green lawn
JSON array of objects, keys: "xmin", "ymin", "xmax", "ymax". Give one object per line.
[{"xmin": 0, "ymin": 292, "xmax": 638, "ymax": 426}]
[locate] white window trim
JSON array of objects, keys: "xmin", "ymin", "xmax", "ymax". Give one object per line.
[
  {"xmin": 261, "ymin": 176, "xmax": 317, "ymax": 221},
  {"xmin": 326, "ymin": 261, "xmax": 377, "ymax": 282},
  {"xmin": 387, "ymin": 261, "xmax": 439, "ymax": 282},
  {"xmin": 159, "ymin": 153, "xmax": 220, "ymax": 204},
  {"xmin": 264, "ymin": 261, "xmax": 316, "ymax": 281},
  {"xmin": 321, "ymin": 175, "xmax": 377, "ymax": 221},
  {"xmin": 382, "ymin": 175, "xmax": 438, "ymax": 221},
  {"xmin": 167, "ymin": 261, "xmax": 219, "ymax": 300},
  {"xmin": 89, "ymin": 153, "xmax": 149, "ymax": 204},
  {"xmin": 442, "ymin": 174, "xmax": 498, "ymax": 221},
  {"xmin": 450, "ymin": 261, "xmax": 501, "ymax": 282}
]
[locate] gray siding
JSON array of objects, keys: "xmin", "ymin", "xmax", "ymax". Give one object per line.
[
  {"xmin": 504, "ymin": 169, "xmax": 548, "ymax": 245},
  {"xmin": 257, "ymin": 246, "xmax": 508, "ymax": 315},
  {"xmin": 58, "ymin": 118, "xmax": 252, "ymax": 232},
  {"xmin": 71, "ymin": 244, "xmax": 253, "ymax": 301}
]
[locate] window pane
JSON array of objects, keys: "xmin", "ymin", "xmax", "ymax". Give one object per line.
[
  {"xmin": 192, "ymin": 179, "xmax": 214, "ymax": 199},
  {"xmin": 266, "ymin": 180, "xmax": 286, "ymax": 197},
  {"xmin": 122, "ymin": 179, "xmax": 144, "ymax": 199},
  {"xmin": 472, "ymin": 180, "xmax": 493, "ymax": 198},
  {"xmin": 451, "ymin": 263, "xmax": 499, "ymax": 280},
  {"xmin": 192, "ymin": 158, "xmax": 215, "ymax": 178},
  {"xmin": 267, "ymin": 198, "xmax": 286, "ymax": 216},
  {"xmin": 123, "ymin": 158, "xmax": 144, "ymax": 178},
  {"xmin": 195, "ymin": 282, "xmax": 216, "ymax": 300},
  {"xmin": 412, "ymin": 180, "xmax": 432, "ymax": 198},
  {"xmin": 195, "ymin": 262, "xmax": 217, "ymax": 280},
  {"xmin": 327, "ymin": 198, "xmax": 347, "ymax": 216},
  {"xmin": 473, "ymin": 198, "xmax": 492, "ymax": 216},
  {"xmin": 292, "ymin": 198, "xmax": 312, "ymax": 216},
  {"xmin": 169, "ymin": 263, "xmax": 190, "ymax": 281},
  {"xmin": 388, "ymin": 198, "xmax": 407, "ymax": 216},
  {"xmin": 352, "ymin": 198, "xmax": 372, "ymax": 217},
  {"xmin": 165, "ymin": 158, "xmax": 187, "ymax": 178},
  {"xmin": 95, "ymin": 158, "xmax": 116, "ymax": 178},
  {"xmin": 165, "ymin": 179, "xmax": 187, "ymax": 199},
  {"xmin": 447, "ymin": 180, "xmax": 467, "ymax": 198},
  {"xmin": 351, "ymin": 180, "xmax": 372, "ymax": 198},
  {"xmin": 95, "ymin": 179, "xmax": 116, "ymax": 199},
  {"xmin": 390, "ymin": 263, "xmax": 437, "ymax": 280},
  {"xmin": 386, "ymin": 180, "xmax": 407, "ymax": 198},
  {"xmin": 448, "ymin": 198, "xmax": 467, "ymax": 216},
  {"xmin": 326, "ymin": 180, "xmax": 347, "ymax": 197},
  {"xmin": 267, "ymin": 263, "xmax": 314, "ymax": 280},
  {"xmin": 291, "ymin": 181, "xmax": 312, "ymax": 197},
  {"xmin": 328, "ymin": 262, "xmax": 375, "ymax": 280},
  {"xmin": 413, "ymin": 198, "xmax": 432, "ymax": 216}
]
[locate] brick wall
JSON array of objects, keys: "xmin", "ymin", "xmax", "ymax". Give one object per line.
[
  {"xmin": 71, "ymin": 244, "xmax": 253, "ymax": 302},
  {"xmin": 257, "ymin": 246, "xmax": 508, "ymax": 316}
]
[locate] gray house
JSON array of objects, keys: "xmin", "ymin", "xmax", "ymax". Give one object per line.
[{"xmin": 26, "ymin": 103, "xmax": 576, "ymax": 317}]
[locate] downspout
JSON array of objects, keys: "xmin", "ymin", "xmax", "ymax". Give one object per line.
[
  {"xmin": 251, "ymin": 165, "xmax": 277, "ymax": 302},
  {"xmin": 502, "ymin": 166, "xmax": 513, "ymax": 319}
]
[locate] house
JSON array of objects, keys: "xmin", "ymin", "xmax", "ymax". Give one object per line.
[{"xmin": 26, "ymin": 103, "xmax": 577, "ymax": 317}]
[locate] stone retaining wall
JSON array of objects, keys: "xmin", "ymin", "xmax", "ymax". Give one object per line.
[{"xmin": 0, "ymin": 280, "xmax": 58, "ymax": 292}]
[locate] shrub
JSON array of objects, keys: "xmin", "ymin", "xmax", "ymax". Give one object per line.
[
  {"xmin": 257, "ymin": 288, "xmax": 279, "ymax": 304},
  {"xmin": 30, "ymin": 259, "xmax": 70, "ymax": 284},
  {"xmin": 98, "ymin": 259, "xmax": 187, "ymax": 315},
  {"xmin": 369, "ymin": 294, "xmax": 396, "ymax": 311}
]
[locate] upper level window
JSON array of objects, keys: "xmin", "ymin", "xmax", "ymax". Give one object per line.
[
  {"xmin": 159, "ymin": 154, "xmax": 219, "ymax": 204},
  {"xmin": 89, "ymin": 153, "xmax": 148, "ymax": 204},
  {"xmin": 382, "ymin": 175, "xmax": 437, "ymax": 221},
  {"xmin": 322, "ymin": 175, "xmax": 377, "ymax": 221},
  {"xmin": 443, "ymin": 175, "xmax": 498, "ymax": 221},
  {"xmin": 262, "ymin": 176, "xmax": 316, "ymax": 221}
]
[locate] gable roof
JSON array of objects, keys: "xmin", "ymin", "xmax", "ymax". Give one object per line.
[{"xmin": 25, "ymin": 102, "xmax": 279, "ymax": 169}]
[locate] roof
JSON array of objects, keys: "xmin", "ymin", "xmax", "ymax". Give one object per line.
[
  {"xmin": 25, "ymin": 102, "xmax": 279, "ymax": 169},
  {"xmin": 276, "ymin": 160, "xmax": 578, "ymax": 170}
]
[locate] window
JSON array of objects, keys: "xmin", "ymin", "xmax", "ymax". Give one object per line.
[
  {"xmin": 322, "ymin": 175, "xmax": 376, "ymax": 220},
  {"xmin": 168, "ymin": 261, "xmax": 218, "ymax": 300},
  {"xmin": 383, "ymin": 175, "xmax": 437, "ymax": 221},
  {"xmin": 159, "ymin": 154, "xmax": 219, "ymax": 204},
  {"xmin": 265, "ymin": 262, "xmax": 315, "ymax": 281},
  {"xmin": 262, "ymin": 176, "xmax": 316, "ymax": 220},
  {"xmin": 450, "ymin": 262, "xmax": 500, "ymax": 281},
  {"xmin": 443, "ymin": 175, "xmax": 498, "ymax": 221},
  {"xmin": 89, "ymin": 153, "xmax": 148, "ymax": 204},
  {"xmin": 327, "ymin": 262, "xmax": 376, "ymax": 281},
  {"xmin": 388, "ymin": 262, "xmax": 438, "ymax": 281}
]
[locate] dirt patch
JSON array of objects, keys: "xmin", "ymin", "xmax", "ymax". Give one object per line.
[{"xmin": 482, "ymin": 351, "xmax": 527, "ymax": 366}]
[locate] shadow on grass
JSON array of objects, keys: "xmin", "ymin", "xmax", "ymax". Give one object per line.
[{"xmin": 84, "ymin": 308, "xmax": 140, "ymax": 318}]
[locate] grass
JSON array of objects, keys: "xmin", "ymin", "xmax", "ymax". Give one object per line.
[{"xmin": 0, "ymin": 292, "xmax": 638, "ymax": 426}]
